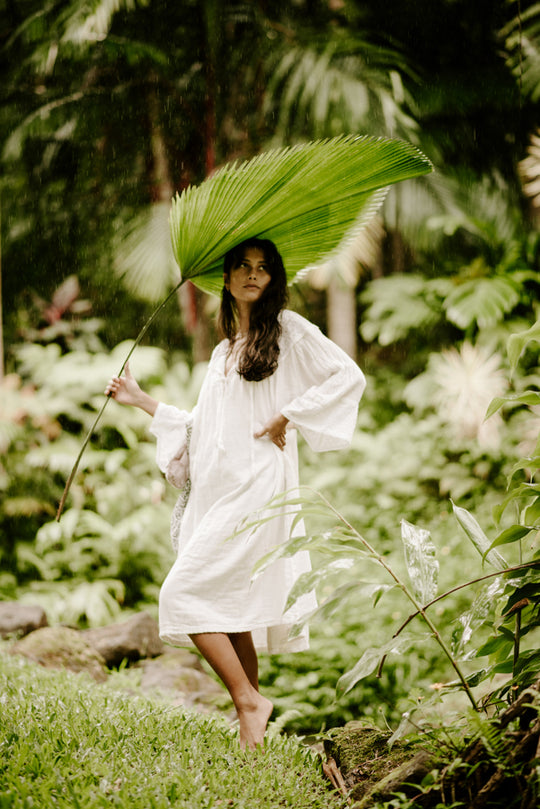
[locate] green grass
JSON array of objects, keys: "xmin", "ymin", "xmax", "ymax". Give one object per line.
[{"xmin": 0, "ymin": 653, "xmax": 343, "ymax": 809}]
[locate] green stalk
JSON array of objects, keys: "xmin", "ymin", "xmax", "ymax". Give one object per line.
[
  {"xmin": 376, "ymin": 561, "xmax": 540, "ymax": 677},
  {"xmin": 512, "ymin": 537, "xmax": 524, "ymax": 700},
  {"xmin": 314, "ymin": 489, "xmax": 480, "ymax": 711},
  {"xmin": 55, "ymin": 278, "xmax": 185, "ymax": 522}
]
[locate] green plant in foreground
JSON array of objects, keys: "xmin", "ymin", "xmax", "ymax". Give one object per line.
[
  {"xmin": 244, "ymin": 320, "xmax": 540, "ymax": 722},
  {"xmin": 0, "ymin": 653, "xmax": 343, "ymax": 809}
]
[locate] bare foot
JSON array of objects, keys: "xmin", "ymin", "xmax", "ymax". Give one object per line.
[{"xmin": 238, "ymin": 693, "xmax": 273, "ymax": 750}]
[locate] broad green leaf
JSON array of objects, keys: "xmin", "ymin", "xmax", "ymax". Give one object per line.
[
  {"xmin": 475, "ymin": 634, "xmax": 513, "ymax": 661},
  {"xmin": 507, "ymin": 319, "xmax": 540, "ymax": 372},
  {"xmin": 443, "ymin": 276, "xmax": 521, "ymax": 330},
  {"xmin": 452, "ymin": 502, "xmax": 507, "ymax": 570},
  {"xmin": 486, "ymin": 390, "xmax": 540, "ymax": 419},
  {"xmin": 493, "ymin": 483, "xmax": 540, "ymax": 524},
  {"xmin": 284, "ymin": 558, "xmax": 356, "ymax": 610},
  {"xmin": 523, "ymin": 496, "xmax": 540, "ymax": 526},
  {"xmin": 451, "ymin": 577, "xmax": 505, "ymax": 660},
  {"xmin": 169, "ymin": 135, "xmax": 432, "ymax": 294},
  {"xmin": 288, "ymin": 581, "xmax": 363, "ymax": 637},
  {"xmin": 509, "ymin": 456, "xmax": 540, "ymax": 477},
  {"xmin": 488, "ymin": 524, "xmax": 533, "ymax": 552},
  {"xmin": 336, "ymin": 634, "xmax": 417, "ymax": 695},
  {"xmin": 400, "ymin": 519, "xmax": 439, "ymax": 603}
]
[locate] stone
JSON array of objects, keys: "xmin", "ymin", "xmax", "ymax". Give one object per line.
[
  {"xmin": 10, "ymin": 626, "xmax": 108, "ymax": 683},
  {"xmin": 136, "ymin": 650, "xmax": 227, "ymax": 711},
  {"xmin": 0, "ymin": 602, "xmax": 48, "ymax": 638},
  {"xmin": 83, "ymin": 611, "xmax": 164, "ymax": 667},
  {"xmin": 324, "ymin": 722, "xmax": 435, "ymax": 805},
  {"xmin": 352, "ymin": 750, "xmax": 434, "ymax": 808}
]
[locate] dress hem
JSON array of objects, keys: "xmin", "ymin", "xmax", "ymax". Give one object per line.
[{"xmin": 159, "ymin": 622, "xmax": 310, "ymax": 654}]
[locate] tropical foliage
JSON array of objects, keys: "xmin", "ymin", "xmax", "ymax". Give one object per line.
[{"xmin": 2, "ymin": 5, "xmax": 540, "ymax": 803}]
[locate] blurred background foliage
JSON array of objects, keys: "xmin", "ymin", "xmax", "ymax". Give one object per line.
[{"xmin": 1, "ymin": 0, "xmax": 540, "ymax": 735}]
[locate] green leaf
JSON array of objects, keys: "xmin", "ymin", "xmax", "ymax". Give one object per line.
[
  {"xmin": 169, "ymin": 135, "xmax": 432, "ymax": 294},
  {"xmin": 400, "ymin": 519, "xmax": 439, "ymax": 603},
  {"xmin": 284, "ymin": 558, "xmax": 356, "ymax": 610},
  {"xmin": 476, "ymin": 634, "xmax": 513, "ymax": 660},
  {"xmin": 507, "ymin": 319, "xmax": 540, "ymax": 372},
  {"xmin": 493, "ymin": 483, "xmax": 540, "ymax": 524},
  {"xmin": 486, "ymin": 390, "xmax": 540, "ymax": 419},
  {"xmin": 444, "ymin": 276, "xmax": 521, "ymax": 330},
  {"xmin": 451, "ymin": 502, "xmax": 507, "ymax": 570},
  {"xmin": 488, "ymin": 524, "xmax": 533, "ymax": 552},
  {"xmin": 523, "ymin": 496, "xmax": 540, "ymax": 526},
  {"xmin": 336, "ymin": 635, "xmax": 417, "ymax": 695}
]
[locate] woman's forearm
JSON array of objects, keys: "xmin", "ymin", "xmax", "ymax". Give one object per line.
[{"xmin": 132, "ymin": 390, "xmax": 159, "ymax": 416}]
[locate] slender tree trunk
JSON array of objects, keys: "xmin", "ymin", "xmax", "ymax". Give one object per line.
[
  {"xmin": 148, "ymin": 79, "xmax": 213, "ymax": 361},
  {"xmin": 181, "ymin": 0, "xmax": 221, "ymax": 363},
  {"xmin": 0, "ymin": 203, "xmax": 3, "ymax": 381},
  {"xmin": 327, "ymin": 277, "xmax": 357, "ymax": 359}
]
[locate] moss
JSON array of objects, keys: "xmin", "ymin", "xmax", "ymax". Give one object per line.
[{"xmin": 325, "ymin": 721, "xmax": 432, "ymax": 803}]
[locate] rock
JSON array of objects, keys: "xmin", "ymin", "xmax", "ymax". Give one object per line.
[
  {"xmin": 83, "ymin": 611, "xmax": 164, "ymax": 667},
  {"xmin": 10, "ymin": 626, "xmax": 108, "ymax": 683},
  {"xmin": 353, "ymin": 750, "xmax": 433, "ymax": 808},
  {"xmin": 136, "ymin": 650, "xmax": 227, "ymax": 711},
  {"xmin": 324, "ymin": 722, "xmax": 435, "ymax": 805},
  {"xmin": 0, "ymin": 602, "xmax": 48, "ymax": 638}
]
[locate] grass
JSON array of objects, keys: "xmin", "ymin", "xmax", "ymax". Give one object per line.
[{"xmin": 0, "ymin": 652, "xmax": 343, "ymax": 809}]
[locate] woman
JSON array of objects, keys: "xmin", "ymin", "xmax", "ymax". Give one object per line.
[{"xmin": 105, "ymin": 237, "xmax": 366, "ymax": 749}]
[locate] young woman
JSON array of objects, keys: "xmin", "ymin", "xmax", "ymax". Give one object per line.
[{"xmin": 105, "ymin": 238, "xmax": 366, "ymax": 749}]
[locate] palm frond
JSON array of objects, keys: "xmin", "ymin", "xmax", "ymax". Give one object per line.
[
  {"xmin": 503, "ymin": 3, "xmax": 540, "ymax": 102},
  {"xmin": 520, "ymin": 129, "xmax": 540, "ymax": 211},
  {"xmin": 169, "ymin": 135, "xmax": 433, "ymax": 295},
  {"xmin": 114, "ymin": 202, "xmax": 179, "ymax": 303},
  {"xmin": 60, "ymin": 0, "xmax": 149, "ymax": 45}
]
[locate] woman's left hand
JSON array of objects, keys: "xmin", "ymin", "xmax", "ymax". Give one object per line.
[{"xmin": 254, "ymin": 413, "xmax": 289, "ymax": 451}]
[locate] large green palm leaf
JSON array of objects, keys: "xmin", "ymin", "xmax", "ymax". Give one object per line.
[{"xmin": 169, "ymin": 135, "xmax": 432, "ymax": 295}]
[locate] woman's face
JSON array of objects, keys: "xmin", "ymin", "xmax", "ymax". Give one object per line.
[{"xmin": 225, "ymin": 247, "xmax": 272, "ymax": 306}]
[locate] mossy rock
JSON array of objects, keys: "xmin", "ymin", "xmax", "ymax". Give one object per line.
[
  {"xmin": 10, "ymin": 626, "xmax": 108, "ymax": 683},
  {"xmin": 325, "ymin": 722, "xmax": 435, "ymax": 805}
]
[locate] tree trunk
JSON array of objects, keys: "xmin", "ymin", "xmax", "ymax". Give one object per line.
[
  {"xmin": 327, "ymin": 277, "xmax": 357, "ymax": 359},
  {"xmin": 0, "ymin": 203, "xmax": 3, "ymax": 381}
]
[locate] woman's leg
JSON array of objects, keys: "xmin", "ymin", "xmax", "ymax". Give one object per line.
[
  {"xmin": 229, "ymin": 631, "xmax": 258, "ymax": 690},
  {"xmin": 189, "ymin": 632, "xmax": 272, "ymax": 749}
]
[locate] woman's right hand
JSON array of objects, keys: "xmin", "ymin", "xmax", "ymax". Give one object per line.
[
  {"xmin": 104, "ymin": 361, "xmax": 159, "ymax": 416},
  {"xmin": 104, "ymin": 362, "xmax": 142, "ymax": 406}
]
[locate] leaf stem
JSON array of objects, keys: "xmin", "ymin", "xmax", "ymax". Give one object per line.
[{"xmin": 55, "ymin": 278, "xmax": 185, "ymax": 522}]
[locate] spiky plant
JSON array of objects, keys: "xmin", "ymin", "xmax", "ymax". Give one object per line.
[
  {"xmin": 431, "ymin": 343, "xmax": 508, "ymax": 448},
  {"xmin": 57, "ymin": 134, "xmax": 432, "ymax": 518}
]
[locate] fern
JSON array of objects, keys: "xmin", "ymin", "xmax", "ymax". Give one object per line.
[{"xmin": 466, "ymin": 711, "xmax": 511, "ymax": 767}]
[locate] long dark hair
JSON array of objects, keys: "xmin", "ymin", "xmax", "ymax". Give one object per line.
[{"xmin": 218, "ymin": 237, "xmax": 288, "ymax": 381}]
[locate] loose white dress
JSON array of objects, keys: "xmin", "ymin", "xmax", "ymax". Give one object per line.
[{"xmin": 151, "ymin": 309, "xmax": 366, "ymax": 653}]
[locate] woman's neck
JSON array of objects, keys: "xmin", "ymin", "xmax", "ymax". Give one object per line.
[{"xmin": 236, "ymin": 301, "xmax": 252, "ymax": 335}]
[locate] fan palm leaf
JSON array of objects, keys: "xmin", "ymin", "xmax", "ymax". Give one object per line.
[
  {"xmin": 57, "ymin": 134, "xmax": 431, "ymax": 520},
  {"xmin": 169, "ymin": 134, "xmax": 432, "ymax": 295}
]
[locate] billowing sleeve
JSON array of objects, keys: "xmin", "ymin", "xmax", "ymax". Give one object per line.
[
  {"xmin": 280, "ymin": 314, "xmax": 366, "ymax": 452},
  {"xmin": 149, "ymin": 402, "xmax": 193, "ymax": 475}
]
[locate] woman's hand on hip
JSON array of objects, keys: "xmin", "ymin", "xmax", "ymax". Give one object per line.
[{"xmin": 254, "ymin": 413, "xmax": 289, "ymax": 451}]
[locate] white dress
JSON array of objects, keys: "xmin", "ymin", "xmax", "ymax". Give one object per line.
[{"xmin": 151, "ymin": 309, "xmax": 366, "ymax": 653}]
